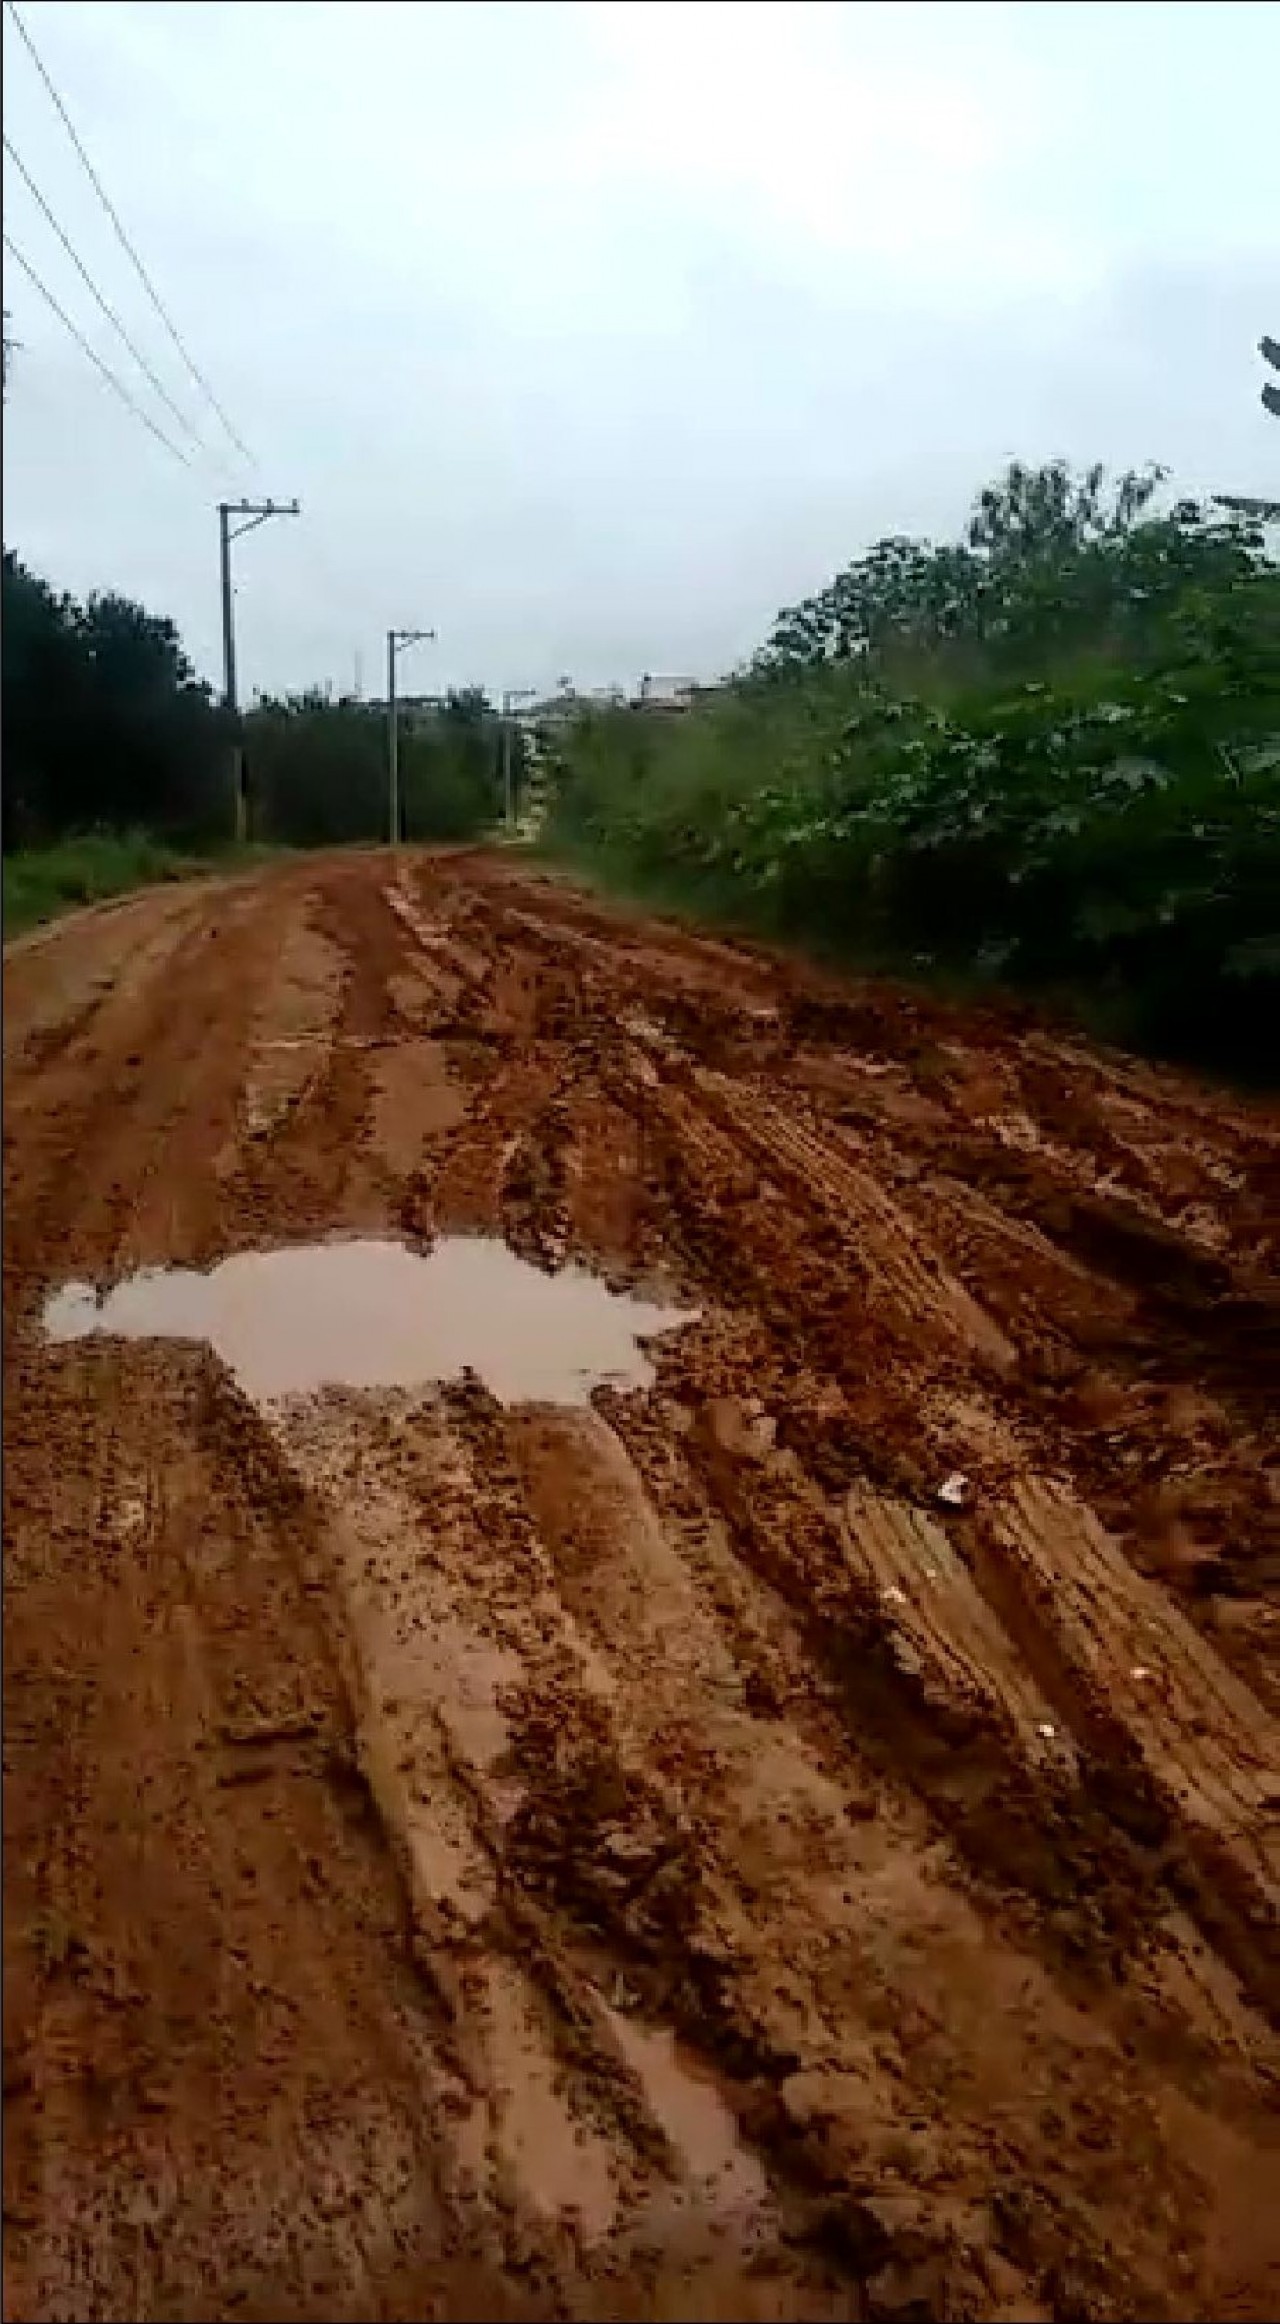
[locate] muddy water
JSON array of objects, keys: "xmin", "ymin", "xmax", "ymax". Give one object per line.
[
  {"xmin": 602, "ymin": 2001, "xmax": 768, "ymax": 2223},
  {"xmin": 43, "ymin": 1235, "xmax": 697, "ymax": 1404}
]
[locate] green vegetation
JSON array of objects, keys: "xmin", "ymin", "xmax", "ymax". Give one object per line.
[
  {"xmin": 545, "ymin": 463, "xmax": 1280, "ymax": 1076},
  {"xmin": 3, "ymin": 830, "xmax": 223, "ymax": 937},
  {"xmin": 3, "ymin": 551, "xmax": 230, "ymax": 850},
  {"xmin": 2, "ymin": 549, "xmax": 508, "ymax": 926},
  {"xmin": 245, "ymin": 686, "xmax": 507, "ymax": 847},
  {"xmin": 7, "ymin": 460, "xmax": 1276, "ymax": 1075}
]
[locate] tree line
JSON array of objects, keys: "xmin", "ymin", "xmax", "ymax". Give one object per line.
[
  {"xmin": 754, "ymin": 461, "xmax": 1266, "ymax": 677},
  {"xmin": 1, "ymin": 548, "xmax": 507, "ymax": 853},
  {"xmin": 244, "ymin": 685, "xmax": 504, "ymax": 848}
]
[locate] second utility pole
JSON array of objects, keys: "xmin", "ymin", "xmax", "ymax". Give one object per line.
[
  {"xmin": 386, "ymin": 626, "xmax": 435, "ymax": 845},
  {"xmin": 218, "ymin": 497, "xmax": 300, "ymax": 842}
]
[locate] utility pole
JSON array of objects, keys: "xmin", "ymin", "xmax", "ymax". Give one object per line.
[
  {"xmin": 386, "ymin": 626, "xmax": 435, "ymax": 845},
  {"xmin": 217, "ymin": 497, "xmax": 300, "ymax": 842},
  {"xmin": 500, "ymin": 687, "xmax": 536, "ymax": 833}
]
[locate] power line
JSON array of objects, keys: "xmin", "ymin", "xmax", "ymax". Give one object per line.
[
  {"xmin": 3, "ymin": 130, "xmax": 208, "ymax": 455},
  {"xmin": 3, "ymin": 228, "xmax": 191, "ymax": 465},
  {"xmin": 4, "ymin": 0, "xmax": 256, "ymax": 468}
]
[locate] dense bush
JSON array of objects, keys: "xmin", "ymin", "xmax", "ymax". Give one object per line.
[
  {"xmin": 244, "ymin": 687, "xmax": 502, "ymax": 846},
  {"xmin": 546, "ymin": 465, "xmax": 1280, "ymax": 1076}
]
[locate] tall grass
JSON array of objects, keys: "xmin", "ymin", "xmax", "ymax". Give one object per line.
[{"xmin": 1, "ymin": 831, "xmax": 279, "ymax": 939}]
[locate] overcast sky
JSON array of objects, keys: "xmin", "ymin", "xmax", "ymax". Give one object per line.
[{"xmin": 3, "ymin": 0, "xmax": 1277, "ymax": 701}]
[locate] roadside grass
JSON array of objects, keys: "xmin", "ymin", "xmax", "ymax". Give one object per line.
[
  {"xmin": 2, "ymin": 831, "xmax": 283, "ymax": 940},
  {"xmin": 537, "ymin": 828, "xmax": 1193, "ymax": 1093}
]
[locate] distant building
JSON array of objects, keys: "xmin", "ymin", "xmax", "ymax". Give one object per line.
[
  {"xmin": 525, "ymin": 685, "xmax": 623, "ymax": 730},
  {"xmin": 521, "ymin": 675, "xmax": 724, "ymax": 728},
  {"xmin": 366, "ymin": 692, "xmax": 448, "ymax": 733},
  {"xmin": 629, "ymin": 674, "xmax": 694, "ymax": 714}
]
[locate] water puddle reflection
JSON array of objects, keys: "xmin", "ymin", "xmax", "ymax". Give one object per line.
[
  {"xmin": 602, "ymin": 2001, "xmax": 767, "ymax": 2219},
  {"xmin": 44, "ymin": 1236, "xmax": 696, "ymax": 1406}
]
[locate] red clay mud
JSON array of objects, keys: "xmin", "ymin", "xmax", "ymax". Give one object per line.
[{"xmin": 4, "ymin": 848, "xmax": 1278, "ymax": 2321}]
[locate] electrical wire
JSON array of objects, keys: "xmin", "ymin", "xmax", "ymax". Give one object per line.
[
  {"xmin": 4, "ymin": 0, "xmax": 256, "ymax": 468},
  {"xmin": 3, "ymin": 130, "xmax": 207, "ymax": 455},
  {"xmin": 3, "ymin": 228, "xmax": 191, "ymax": 465}
]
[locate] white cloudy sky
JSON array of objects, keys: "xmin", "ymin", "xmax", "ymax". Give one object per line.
[{"xmin": 3, "ymin": 0, "xmax": 1277, "ymax": 700}]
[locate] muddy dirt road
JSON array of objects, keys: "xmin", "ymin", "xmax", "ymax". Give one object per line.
[{"xmin": 4, "ymin": 849, "xmax": 1279, "ymax": 2322}]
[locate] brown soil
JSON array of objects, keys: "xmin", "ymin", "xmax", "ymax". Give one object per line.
[{"xmin": 5, "ymin": 848, "xmax": 1278, "ymax": 2323}]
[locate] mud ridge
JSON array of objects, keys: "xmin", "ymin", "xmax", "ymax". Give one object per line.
[{"xmin": 5, "ymin": 846, "xmax": 1278, "ymax": 2324}]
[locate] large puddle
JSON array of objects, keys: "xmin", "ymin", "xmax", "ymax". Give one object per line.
[{"xmin": 43, "ymin": 1236, "xmax": 697, "ymax": 1405}]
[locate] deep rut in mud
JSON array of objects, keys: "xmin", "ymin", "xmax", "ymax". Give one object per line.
[{"xmin": 4, "ymin": 849, "xmax": 1279, "ymax": 2323}]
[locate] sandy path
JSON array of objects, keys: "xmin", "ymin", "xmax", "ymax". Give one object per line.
[{"xmin": 4, "ymin": 848, "xmax": 1278, "ymax": 2321}]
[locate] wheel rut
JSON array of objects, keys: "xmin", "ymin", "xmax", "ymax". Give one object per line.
[{"xmin": 4, "ymin": 846, "xmax": 1278, "ymax": 2322}]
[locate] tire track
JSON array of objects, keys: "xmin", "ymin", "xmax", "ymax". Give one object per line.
[{"xmin": 4, "ymin": 847, "xmax": 1278, "ymax": 2324}]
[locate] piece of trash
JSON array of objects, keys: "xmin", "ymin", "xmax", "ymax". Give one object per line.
[
  {"xmin": 1131, "ymin": 1664, "xmax": 1152, "ymax": 1682},
  {"xmin": 1036, "ymin": 1721, "xmax": 1057, "ymax": 1740},
  {"xmin": 883, "ymin": 1584, "xmax": 907, "ymax": 1606},
  {"xmin": 937, "ymin": 1472, "xmax": 969, "ymax": 1507}
]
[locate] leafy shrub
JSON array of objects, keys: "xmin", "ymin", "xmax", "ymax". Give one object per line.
[{"xmin": 547, "ymin": 465, "xmax": 1280, "ymax": 1076}]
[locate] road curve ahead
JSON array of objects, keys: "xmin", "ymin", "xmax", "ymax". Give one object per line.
[{"xmin": 5, "ymin": 848, "xmax": 1278, "ymax": 2322}]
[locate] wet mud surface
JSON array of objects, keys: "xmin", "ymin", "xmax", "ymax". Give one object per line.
[{"xmin": 4, "ymin": 848, "xmax": 1279, "ymax": 2321}]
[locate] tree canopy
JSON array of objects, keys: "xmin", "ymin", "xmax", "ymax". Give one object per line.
[{"xmin": 753, "ymin": 461, "xmax": 1268, "ymax": 678}]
